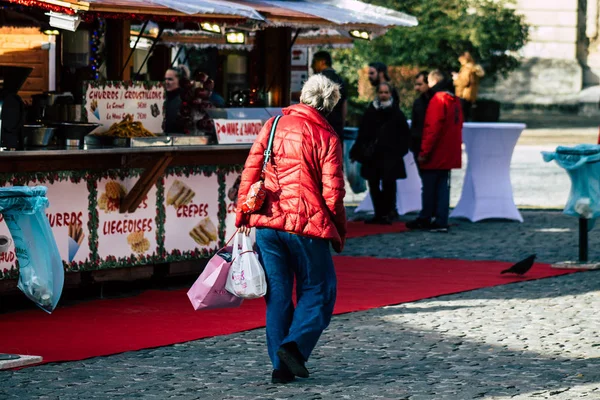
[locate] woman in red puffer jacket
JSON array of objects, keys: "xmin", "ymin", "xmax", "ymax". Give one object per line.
[{"xmin": 236, "ymin": 74, "xmax": 346, "ymax": 384}]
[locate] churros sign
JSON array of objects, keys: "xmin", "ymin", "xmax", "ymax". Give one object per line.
[
  {"xmin": 84, "ymin": 81, "xmax": 165, "ymax": 134},
  {"xmin": 214, "ymin": 119, "xmax": 263, "ymax": 144}
]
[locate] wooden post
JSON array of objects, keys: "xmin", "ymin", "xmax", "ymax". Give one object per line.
[
  {"xmin": 254, "ymin": 27, "xmax": 292, "ymax": 107},
  {"xmin": 105, "ymin": 19, "xmax": 132, "ymax": 81}
]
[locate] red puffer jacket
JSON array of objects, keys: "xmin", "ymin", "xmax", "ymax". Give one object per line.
[
  {"xmin": 419, "ymin": 90, "xmax": 463, "ymax": 170},
  {"xmin": 235, "ymin": 103, "xmax": 347, "ymax": 252}
]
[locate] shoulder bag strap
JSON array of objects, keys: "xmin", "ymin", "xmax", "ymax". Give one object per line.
[{"xmin": 262, "ymin": 115, "xmax": 281, "ymax": 172}]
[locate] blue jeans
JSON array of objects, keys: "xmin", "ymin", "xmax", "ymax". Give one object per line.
[
  {"xmin": 419, "ymin": 169, "xmax": 451, "ymax": 227},
  {"xmin": 255, "ymin": 228, "xmax": 337, "ymax": 370}
]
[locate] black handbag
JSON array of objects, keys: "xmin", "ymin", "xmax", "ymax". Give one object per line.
[{"xmin": 350, "ymin": 138, "xmax": 378, "ymax": 163}]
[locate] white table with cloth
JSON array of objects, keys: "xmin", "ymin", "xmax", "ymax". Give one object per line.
[{"xmin": 450, "ymin": 122, "xmax": 526, "ymax": 222}]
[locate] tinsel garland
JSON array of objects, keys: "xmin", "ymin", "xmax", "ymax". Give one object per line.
[{"xmin": 4, "ymin": 0, "xmax": 75, "ymax": 14}]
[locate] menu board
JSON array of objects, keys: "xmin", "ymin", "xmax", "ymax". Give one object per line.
[
  {"xmin": 96, "ymin": 177, "xmax": 158, "ymax": 261},
  {"xmin": 163, "ymin": 173, "xmax": 220, "ymax": 254},
  {"xmin": 83, "ymin": 81, "xmax": 165, "ymax": 134},
  {"xmin": 214, "ymin": 119, "xmax": 263, "ymax": 144}
]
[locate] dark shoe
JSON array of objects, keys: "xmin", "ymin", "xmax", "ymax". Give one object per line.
[
  {"xmin": 271, "ymin": 368, "xmax": 295, "ymax": 384},
  {"xmin": 406, "ymin": 218, "xmax": 431, "ymax": 230},
  {"xmin": 277, "ymin": 342, "xmax": 309, "ymax": 378},
  {"xmin": 387, "ymin": 210, "xmax": 400, "ymax": 222},
  {"xmin": 365, "ymin": 216, "xmax": 392, "ymax": 225},
  {"xmin": 429, "ymin": 222, "xmax": 449, "ymax": 233}
]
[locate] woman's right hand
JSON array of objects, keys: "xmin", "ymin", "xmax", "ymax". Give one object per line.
[{"xmin": 239, "ymin": 225, "xmax": 252, "ymax": 236}]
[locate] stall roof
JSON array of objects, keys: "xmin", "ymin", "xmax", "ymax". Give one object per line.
[
  {"xmin": 7, "ymin": 0, "xmax": 417, "ymax": 30},
  {"xmin": 160, "ymin": 27, "xmax": 354, "ymax": 50},
  {"xmin": 241, "ymin": 0, "xmax": 417, "ymax": 28}
]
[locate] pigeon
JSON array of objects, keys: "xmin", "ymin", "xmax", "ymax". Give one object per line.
[{"xmin": 501, "ymin": 254, "xmax": 537, "ymax": 275}]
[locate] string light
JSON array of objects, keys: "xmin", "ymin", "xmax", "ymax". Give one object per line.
[{"xmin": 89, "ymin": 19, "xmax": 105, "ymax": 80}]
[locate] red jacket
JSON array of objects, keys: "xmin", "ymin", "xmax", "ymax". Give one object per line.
[
  {"xmin": 235, "ymin": 103, "xmax": 347, "ymax": 252},
  {"xmin": 419, "ymin": 90, "xmax": 463, "ymax": 170}
]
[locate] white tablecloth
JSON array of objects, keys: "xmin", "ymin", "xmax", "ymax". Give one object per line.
[
  {"xmin": 355, "ymin": 151, "xmax": 422, "ymax": 215},
  {"xmin": 450, "ymin": 122, "xmax": 526, "ymax": 222}
]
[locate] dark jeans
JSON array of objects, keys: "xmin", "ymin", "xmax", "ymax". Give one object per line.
[
  {"xmin": 418, "ymin": 169, "xmax": 451, "ymax": 227},
  {"xmin": 255, "ymin": 228, "xmax": 337, "ymax": 370},
  {"xmin": 368, "ymin": 177, "xmax": 397, "ymax": 218}
]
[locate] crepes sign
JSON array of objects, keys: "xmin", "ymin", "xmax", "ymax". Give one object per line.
[{"xmin": 214, "ymin": 119, "xmax": 263, "ymax": 144}]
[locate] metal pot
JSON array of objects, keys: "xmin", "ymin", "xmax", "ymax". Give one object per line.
[{"xmin": 22, "ymin": 125, "xmax": 55, "ymax": 147}]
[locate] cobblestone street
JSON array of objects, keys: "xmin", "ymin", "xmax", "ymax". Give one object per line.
[{"xmin": 2, "ymin": 210, "xmax": 600, "ymax": 399}]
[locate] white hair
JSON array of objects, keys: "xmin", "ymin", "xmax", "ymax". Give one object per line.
[{"xmin": 300, "ymin": 74, "xmax": 341, "ymax": 114}]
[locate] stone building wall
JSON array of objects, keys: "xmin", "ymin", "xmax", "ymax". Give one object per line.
[{"xmin": 483, "ymin": 0, "xmax": 584, "ymax": 106}]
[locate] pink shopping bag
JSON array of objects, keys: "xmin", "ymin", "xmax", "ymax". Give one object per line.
[{"xmin": 187, "ymin": 247, "xmax": 244, "ymax": 310}]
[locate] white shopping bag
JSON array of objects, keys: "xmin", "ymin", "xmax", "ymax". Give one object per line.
[{"xmin": 225, "ymin": 232, "xmax": 267, "ymax": 299}]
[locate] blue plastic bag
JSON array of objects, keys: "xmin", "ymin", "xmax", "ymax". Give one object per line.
[
  {"xmin": 542, "ymin": 144, "xmax": 600, "ymax": 231},
  {"xmin": 0, "ymin": 186, "xmax": 64, "ymax": 313},
  {"xmin": 343, "ymin": 128, "xmax": 367, "ymax": 194}
]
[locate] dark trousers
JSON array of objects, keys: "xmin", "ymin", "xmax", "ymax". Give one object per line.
[
  {"xmin": 418, "ymin": 170, "xmax": 451, "ymax": 227},
  {"xmin": 368, "ymin": 177, "xmax": 397, "ymax": 218},
  {"xmin": 460, "ymin": 98, "xmax": 472, "ymax": 121}
]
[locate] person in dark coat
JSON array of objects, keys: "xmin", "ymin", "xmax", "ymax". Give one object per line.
[
  {"xmin": 350, "ymin": 82, "xmax": 410, "ymax": 224},
  {"xmin": 410, "ymin": 70, "xmax": 431, "ymax": 172},
  {"xmin": 163, "ymin": 65, "xmax": 190, "ymax": 134}
]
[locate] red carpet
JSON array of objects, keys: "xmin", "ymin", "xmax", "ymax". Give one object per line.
[
  {"xmin": 346, "ymin": 221, "xmax": 407, "ymax": 238},
  {"xmin": 0, "ymin": 257, "xmax": 580, "ymax": 365}
]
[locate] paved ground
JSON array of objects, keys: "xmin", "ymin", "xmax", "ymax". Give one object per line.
[{"xmin": 3, "ymin": 116, "xmax": 600, "ymax": 399}]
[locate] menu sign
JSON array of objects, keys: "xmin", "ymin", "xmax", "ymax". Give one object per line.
[
  {"xmin": 84, "ymin": 81, "xmax": 165, "ymax": 134},
  {"xmin": 214, "ymin": 119, "xmax": 263, "ymax": 144},
  {"xmin": 96, "ymin": 177, "xmax": 158, "ymax": 261},
  {"xmin": 163, "ymin": 174, "xmax": 220, "ymax": 254}
]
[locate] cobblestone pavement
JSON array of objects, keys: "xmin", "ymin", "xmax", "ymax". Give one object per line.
[{"xmin": 3, "ymin": 210, "xmax": 600, "ymax": 399}]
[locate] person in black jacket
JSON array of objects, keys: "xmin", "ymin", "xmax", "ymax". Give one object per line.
[
  {"xmin": 163, "ymin": 65, "xmax": 191, "ymax": 134},
  {"xmin": 410, "ymin": 70, "xmax": 431, "ymax": 171},
  {"xmin": 350, "ymin": 82, "xmax": 411, "ymax": 224}
]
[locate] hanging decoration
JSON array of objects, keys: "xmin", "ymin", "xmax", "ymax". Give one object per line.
[
  {"xmin": 2, "ymin": 0, "xmax": 75, "ymax": 14},
  {"xmin": 89, "ymin": 19, "xmax": 106, "ymax": 81}
]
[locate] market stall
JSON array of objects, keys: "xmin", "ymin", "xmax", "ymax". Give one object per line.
[{"xmin": 0, "ymin": 0, "xmax": 417, "ymax": 288}]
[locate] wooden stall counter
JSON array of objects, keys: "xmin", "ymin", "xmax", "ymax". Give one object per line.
[{"xmin": 0, "ymin": 144, "xmax": 251, "ymax": 291}]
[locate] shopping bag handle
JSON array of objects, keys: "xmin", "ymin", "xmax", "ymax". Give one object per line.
[{"xmin": 216, "ymin": 228, "xmax": 239, "ymax": 254}]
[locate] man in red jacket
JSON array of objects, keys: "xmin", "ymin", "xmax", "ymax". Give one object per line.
[{"xmin": 407, "ymin": 70, "xmax": 463, "ymax": 233}]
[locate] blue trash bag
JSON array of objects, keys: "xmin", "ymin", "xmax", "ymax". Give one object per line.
[
  {"xmin": 0, "ymin": 186, "xmax": 64, "ymax": 313},
  {"xmin": 542, "ymin": 144, "xmax": 600, "ymax": 231}
]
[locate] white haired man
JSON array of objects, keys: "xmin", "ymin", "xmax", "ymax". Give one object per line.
[{"xmin": 236, "ymin": 74, "xmax": 347, "ymax": 384}]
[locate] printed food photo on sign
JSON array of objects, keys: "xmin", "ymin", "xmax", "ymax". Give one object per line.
[
  {"xmin": 163, "ymin": 173, "xmax": 219, "ymax": 255},
  {"xmin": 96, "ymin": 175, "xmax": 158, "ymax": 263},
  {"xmin": 167, "ymin": 179, "xmax": 195, "ymax": 208},
  {"xmin": 98, "ymin": 180, "xmax": 126, "ymax": 213},
  {"xmin": 67, "ymin": 222, "xmax": 85, "ymax": 262},
  {"xmin": 189, "ymin": 217, "xmax": 217, "ymax": 246},
  {"xmin": 127, "ymin": 231, "xmax": 151, "ymax": 254}
]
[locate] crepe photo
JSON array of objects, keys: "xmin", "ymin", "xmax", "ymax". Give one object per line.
[
  {"xmin": 189, "ymin": 217, "xmax": 217, "ymax": 246},
  {"xmin": 166, "ymin": 179, "xmax": 195, "ymax": 208}
]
